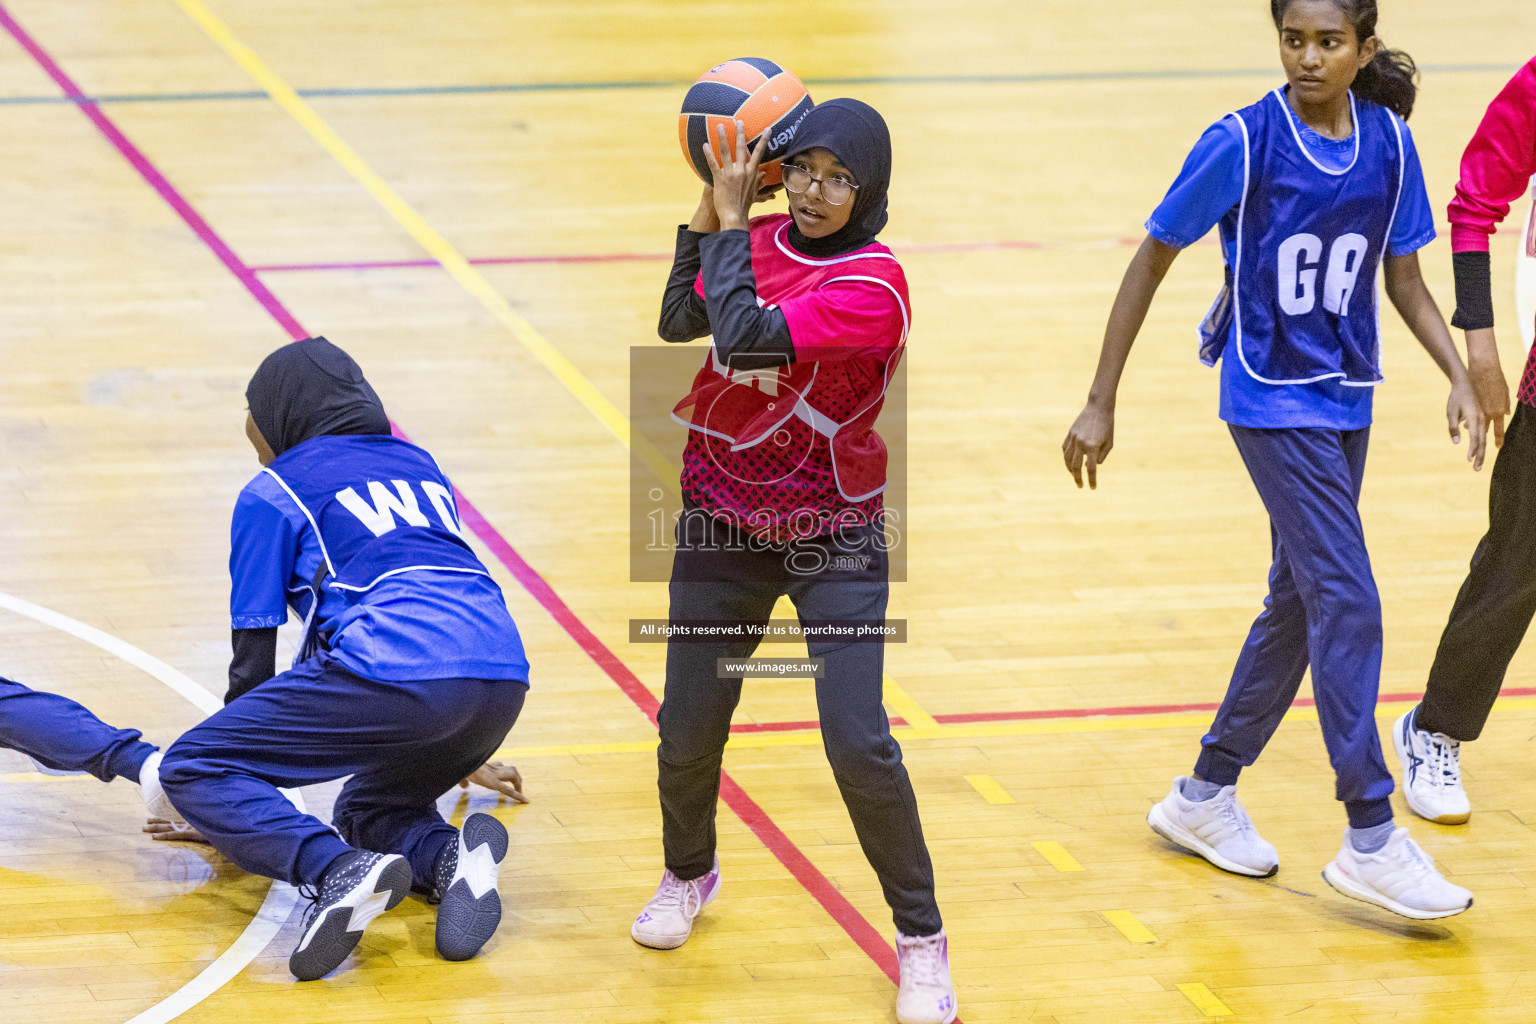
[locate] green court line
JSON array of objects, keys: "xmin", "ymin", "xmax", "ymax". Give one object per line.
[{"xmin": 0, "ymin": 62, "xmax": 1519, "ymax": 107}]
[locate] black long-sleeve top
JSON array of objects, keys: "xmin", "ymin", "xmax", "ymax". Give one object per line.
[
  {"xmin": 226, "ymin": 626, "xmax": 277, "ymax": 703},
  {"xmin": 658, "ymin": 225, "xmax": 797, "ymax": 372}
]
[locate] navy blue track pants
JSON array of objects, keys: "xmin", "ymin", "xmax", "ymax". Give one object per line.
[
  {"xmin": 160, "ymin": 656, "xmax": 526, "ymax": 889},
  {"xmin": 1194, "ymin": 425, "xmax": 1395, "ymax": 829},
  {"xmin": 0, "ymin": 678, "xmax": 156, "ymax": 782}
]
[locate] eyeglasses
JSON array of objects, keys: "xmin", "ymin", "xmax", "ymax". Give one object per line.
[{"xmin": 781, "ymin": 164, "xmax": 860, "ymax": 206}]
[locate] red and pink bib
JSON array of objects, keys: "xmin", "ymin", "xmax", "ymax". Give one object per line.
[{"xmin": 673, "ymin": 214, "xmax": 909, "ymax": 540}]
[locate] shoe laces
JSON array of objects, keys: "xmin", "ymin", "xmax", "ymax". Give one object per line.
[
  {"xmin": 1423, "ymin": 733, "xmax": 1462, "ymax": 789},
  {"xmin": 299, "ymin": 852, "xmax": 373, "ymax": 930},
  {"xmin": 1214, "ymin": 790, "xmax": 1255, "ymax": 841},
  {"xmin": 896, "ymin": 932, "xmax": 947, "ymax": 990},
  {"xmin": 1383, "ymin": 833, "xmax": 1435, "ymax": 877},
  {"xmin": 297, "ymin": 883, "xmax": 325, "ymax": 931},
  {"xmin": 652, "ymin": 871, "xmax": 706, "ymax": 918}
]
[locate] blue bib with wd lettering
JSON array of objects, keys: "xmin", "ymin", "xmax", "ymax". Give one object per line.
[{"xmin": 229, "ymin": 434, "xmax": 529, "ymax": 684}]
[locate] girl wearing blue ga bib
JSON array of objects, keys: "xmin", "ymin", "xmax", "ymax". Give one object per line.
[{"xmin": 1062, "ymin": 0, "xmax": 1485, "ymax": 920}]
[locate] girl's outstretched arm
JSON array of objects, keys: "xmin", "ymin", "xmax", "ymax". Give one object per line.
[
  {"xmin": 1383, "ymin": 251, "xmax": 1488, "ymax": 469},
  {"xmin": 1062, "ymin": 234, "xmax": 1181, "ymax": 489}
]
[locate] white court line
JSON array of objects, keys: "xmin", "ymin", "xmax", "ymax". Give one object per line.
[{"xmin": 0, "ymin": 589, "xmax": 301, "ymax": 1024}]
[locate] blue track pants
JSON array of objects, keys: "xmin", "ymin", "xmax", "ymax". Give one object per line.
[
  {"xmin": 1194, "ymin": 426, "xmax": 1395, "ymax": 828},
  {"xmin": 0, "ymin": 678, "xmax": 156, "ymax": 782},
  {"xmin": 157, "ymin": 656, "xmax": 525, "ymax": 889}
]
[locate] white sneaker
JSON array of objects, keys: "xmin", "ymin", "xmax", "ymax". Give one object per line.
[
  {"xmin": 630, "ymin": 856, "xmax": 720, "ymax": 949},
  {"xmin": 1323, "ymin": 827, "xmax": 1473, "ymax": 920},
  {"xmin": 1146, "ymin": 776, "xmax": 1279, "ymax": 877},
  {"xmin": 1393, "ymin": 709, "xmax": 1471, "ymax": 825},
  {"xmin": 137, "ymin": 750, "xmax": 182, "ymax": 822},
  {"xmin": 895, "ymin": 929, "xmax": 957, "ymax": 1024}
]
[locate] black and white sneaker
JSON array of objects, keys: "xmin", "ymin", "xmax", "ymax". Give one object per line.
[
  {"xmin": 433, "ymin": 812, "xmax": 509, "ymax": 961},
  {"xmin": 289, "ymin": 851, "xmax": 412, "ymax": 981}
]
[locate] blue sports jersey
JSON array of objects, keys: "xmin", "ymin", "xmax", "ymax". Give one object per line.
[
  {"xmin": 1146, "ymin": 89, "xmax": 1437, "ymax": 430},
  {"xmin": 229, "ymin": 434, "xmax": 530, "ymax": 684}
]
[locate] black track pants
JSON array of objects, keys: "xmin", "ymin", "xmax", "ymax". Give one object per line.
[
  {"xmin": 656, "ymin": 507, "xmax": 942, "ymax": 936},
  {"xmin": 1418, "ymin": 404, "xmax": 1536, "ymax": 741}
]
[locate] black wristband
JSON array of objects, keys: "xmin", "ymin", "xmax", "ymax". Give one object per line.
[{"xmin": 1450, "ymin": 250, "xmax": 1495, "ymax": 332}]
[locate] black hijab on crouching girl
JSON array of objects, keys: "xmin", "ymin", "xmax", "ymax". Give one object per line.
[
  {"xmin": 246, "ymin": 336, "xmax": 391, "ymax": 457},
  {"xmin": 230, "ymin": 336, "xmax": 391, "ymax": 703},
  {"xmin": 785, "ymin": 97, "xmax": 893, "ymax": 258}
]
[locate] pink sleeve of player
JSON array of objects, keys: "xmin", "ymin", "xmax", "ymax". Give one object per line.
[
  {"xmin": 1448, "ymin": 57, "xmax": 1536, "ymax": 253},
  {"xmin": 778, "ymin": 278, "xmax": 907, "ymax": 363}
]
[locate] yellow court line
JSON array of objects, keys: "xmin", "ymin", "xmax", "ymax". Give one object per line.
[
  {"xmin": 492, "ymin": 728, "xmax": 843, "ymax": 760},
  {"xmin": 170, "ymin": 0, "xmax": 954, "ymax": 740},
  {"xmin": 164, "ymin": 0, "xmax": 1534, "ymax": 782},
  {"xmin": 490, "ymin": 712, "xmax": 1213, "ymax": 760},
  {"xmin": 882, "ymin": 673, "xmax": 944, "ymax": 736},
  {"xmin": 1, "ymin": 693, "xmax": 1455, "ymax": 788},
  {"xmin": 964, "ymin": 773, "xmax": 1015, "ymax": 804},
  {"xmin": 496, "ymin": 739, "xmax": 659, "ymax": 759},
  {"xmin": 939, "ymin": 713, "xmax": 1219, "ymax": 740},
  {"xmin": 0, "ymin": 771, "xmax": 91, "ymax": 784},
  {"xmin": 1177, "ymin": 982, "xmax": 1234, "ymax": 1017},
  {"xmin": 1102, "ymin": 910, "xmax": 1157, "ymax": 944},
  {"xmin": 1031, "ymin": 840, "xmax": 1084, "ymax": 872},
  {"xmin": 19, "ymin": 705, "xmax": 1273, "ymax": 787},
  {"xmin": 168, "ymin": 0, "xmax": 677, "ymax": 491}
]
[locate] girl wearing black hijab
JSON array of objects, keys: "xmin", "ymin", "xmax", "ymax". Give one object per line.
[
  {"xmin": 156, "ymin": 337, "xmax": 532, "ymax": 981},
  {"xmin": 229, "ymin": 334, "xmax": 394, "ymax": 700},
  {"xmin": 638, "ymin": 101, "xmax": 957, "ymax": 1024}
]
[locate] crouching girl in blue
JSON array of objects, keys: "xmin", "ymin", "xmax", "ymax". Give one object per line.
[
  {"xmin": 160, "ymin": 337, "xmax": 530, "ymax": 979},
  {"xmin": 1063, "ymin": 0, "xmax": 1483, "ymax": 920}
]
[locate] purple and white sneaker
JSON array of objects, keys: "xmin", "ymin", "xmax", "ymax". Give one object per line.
[
  {"xmin": 896, "ymin": 928, "xmax": 957, "ymax": 1024},
  {"xmin": 630, "ymin": 856, "xmax": 720, "ymax": 950}
]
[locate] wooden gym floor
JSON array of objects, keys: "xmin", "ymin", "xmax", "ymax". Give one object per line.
[{"xmin": 2, "ymin": 1, "xmax": 1535, "ymax": 1021}]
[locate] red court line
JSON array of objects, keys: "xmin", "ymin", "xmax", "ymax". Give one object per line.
[
  {"xmin": 731, "ymin": 716, "xmax": 907, "ymax": 734},
  {"xmin": 246, "ymin": 237, "xmax": 1115, "ymax": 274},
  {"xmin": 0, "ymin": 3, "xmax": 910, "ymax": 991},
  {"xmin": 250, "ymin": 252, "xmax": 672, "ymax": 273},
  {"xmin": 0, "ymin": 6, "xmax": 306, "ymax": 340},
  {"xmin": 733, "ymin": 687, "xmax": 1536, "ymax": 735},
  {"xmin": 246, "ymin": 235, "xmax": 1218, "ymax": 274}
]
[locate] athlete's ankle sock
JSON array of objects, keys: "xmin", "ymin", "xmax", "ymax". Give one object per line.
[
  {"xmin": 110, "ymin": 741, "xmax": 157, "ymax": 784},
  {"xmin": 318, "ymin": 850, "xmax": 363, "ymax": 887},
  {"xmin": 1181, "ymin": 776, "xmax": 1223, "ymax": 802},
  {"xmin": 1347, "ymin": 820, "xmax": 1396, "ymax": 854}
]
